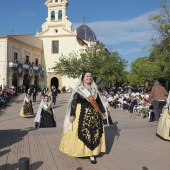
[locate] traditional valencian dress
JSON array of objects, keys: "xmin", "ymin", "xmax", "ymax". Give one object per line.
[
  {"xmin": 20, "ymin": 97, "xmax": 34, "ymax": 118},
  {"xmin": 157, "ymin": 91, "xmax": 170, "ymax": 140},
  {"xmin": 59, "ymin": 79, "xmax": 106, "ymax": 157},
  {"xmin": 34, "ymin": 99, "xmax": 56, "ymax": 128}
]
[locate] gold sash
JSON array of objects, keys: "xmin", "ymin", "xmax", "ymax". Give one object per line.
[
  {"xmin": 43, "ymin": 103, "xmax": 52, "ymax": 115},
  {"xmin": 46, "ymin": 108, "xmax": 52, "ymax": 115},
  {"xmin": 78, "ymin": 86, "xmax": 104, "ymax": 119}
]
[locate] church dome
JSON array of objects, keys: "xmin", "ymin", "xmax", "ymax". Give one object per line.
[{"xmin": 77, "ymin": 24, "xmax": 97, "ymax": 41}]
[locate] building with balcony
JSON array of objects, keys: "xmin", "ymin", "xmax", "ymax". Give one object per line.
[
  {"xmin": 0, "ymin": 35, "xmax": 44, "ymax": 90},
  {"xmin": 0, "ymin": 0, "xmax": 98, "ymax": 91}
]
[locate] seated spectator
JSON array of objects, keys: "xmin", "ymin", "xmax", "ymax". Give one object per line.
[
  {"xmin": 122, "ymin": 97, "xmax": 128, "ymax": 111},
  {"xmin": 0, "ymin": 97, "xmax": 7, "ymax": 107},
  {"xmin": 107, "ymin": 94, "xmax": 114, "ymax": 106},
  {"xmin": 129, "ymin": 96, "xmax": 137, "ymax": 113},
  {"xmin": 136, "ymin": 98, "xmax": 149, "ymax": 118},
  {"xmin": 111, "ymin": 96, "xmax": 119, "ymax": 109},
  {"xmin": 126, "ymin": 97, "xmax": 131, "ymax": 111},
  {"xmin": 117, "ymin": 95, "xmax": 124, "ymax": 107}
]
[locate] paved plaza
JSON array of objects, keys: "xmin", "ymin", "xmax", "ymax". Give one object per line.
[{"xmin": 0, "ymin": 93, "xmax": 170, "ymax": 170}]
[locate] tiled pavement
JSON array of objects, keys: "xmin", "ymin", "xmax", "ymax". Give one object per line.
[{"xmin": 0, "ymin": 93, "xmax": 170, "ymax": 170}]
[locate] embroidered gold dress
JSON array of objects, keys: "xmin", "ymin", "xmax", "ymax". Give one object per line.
[
  {"xmin": 20, "ymin": 99, "xmax": 34, "ymax": 118},
  {"xmin": 157, "ymin": 108, "xmax": 170, "ymax": 140},
  {"xmin": 59, "ymin": 92, "xmax": 106, "ymax": 157}
]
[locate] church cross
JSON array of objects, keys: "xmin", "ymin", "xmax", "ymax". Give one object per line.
[{"xmin": 82, "ymin": 16, "xmax": 87, "ymax": 24}]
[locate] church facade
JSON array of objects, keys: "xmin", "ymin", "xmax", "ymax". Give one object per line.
[{"xmin": 0, "ymin": 0, "xmax": 98, "ymax": 91}]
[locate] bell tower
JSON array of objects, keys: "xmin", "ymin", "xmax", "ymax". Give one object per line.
[
  {"xmin": 37, "ymin": 0, "xmax": 72, "ymax": 36},
  {"xmin": 46, "ymin": 0, "xmax": 67, "ymax": 22}
]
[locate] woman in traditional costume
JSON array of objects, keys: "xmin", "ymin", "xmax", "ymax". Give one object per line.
[
  {"xmin": 34, "ymin": 95, "xmax": 56, "ymax": 128},
  {"xmin": 20, "ymin": 93, "xmax": 34, "ymax": 118},
  {"xmin": 59, "ymin": 71, "xmax": 107, "ymax": 164},
  {"xmin": 157, "ymin": 91, "xmax": 170, "ymax": 140}
]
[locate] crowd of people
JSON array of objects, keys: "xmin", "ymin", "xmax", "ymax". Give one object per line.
[
  {"xmin": 100, "ymin": 80, "xmax": 170, "ymax": 141},
  {"xmin": 99, "ymin": 87, "xmax": 152, "ymax": 120},
  {"xmin": 98, "ymin": 81, "xmax": 169, "ymax": 124},
  {"xmin": 19, "ymin": 85, "xmax": 58, "ymax": 127},
  {"xmin": 16, "ymin": 73, "xmax": 170, "ymax": 164},
  {"xmin": 0, "ymin": 86, "xmax": 17, "ymax": 108}
]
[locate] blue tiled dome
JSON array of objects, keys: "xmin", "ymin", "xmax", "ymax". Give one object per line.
[{"xmin": 77, "ymin": 24, "xmax": 97, "ymax": 41}]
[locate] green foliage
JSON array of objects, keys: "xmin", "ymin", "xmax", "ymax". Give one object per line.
[
  {"xmin": 52, "ymin": 43, "xmax": 128, "ymax": 83},
  {"xmin": 128, "ymin": 57, "xmax": 159, "ymax": 86},
  {"xmin": 149, "ymin": 42, "xmax": 170, "ymax": 80},
  {"xmin": 148, "ymin": 0, "xmax": 170, "ymax": 40},
  {"xmin": 52, "ymin": 52, "xmax": 82, "ymax": 78},
  {"xmin": 99, "ymin": 51, "xmax": 128, "ymax": 82},
  {"xmin": 148, "ymin": 0, "xmax": 170, "ymax": 83},
  {"xmin": 126, "ymin": 0, "xmax": 170, "ymax": 87}
]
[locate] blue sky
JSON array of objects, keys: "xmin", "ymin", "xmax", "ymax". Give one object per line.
[{"xmin": 0, "ymin": 0, "xmax": 167, "ymax": 70}]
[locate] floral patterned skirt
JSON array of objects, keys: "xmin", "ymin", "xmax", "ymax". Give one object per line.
[
  {"xmin": 59, "ymin": 104, "xmax": 106, "ymax": 157},
  {"xmin": 157, "ymin": 108, "xmax": 170, "ymax": 140},
  {"xmin": 19, "ymin": 103, "xmax": 34, "ymax": 118}
]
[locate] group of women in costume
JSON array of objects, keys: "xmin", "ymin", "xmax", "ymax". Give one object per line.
[
  {"xmin": 19, "ymin": 71, "xmax": 170, "ymax": 165},
  {"xmin": 20, "ymin": 93, "xmax": 56, "ymax": 128},
  {"xmin": 19, "ymin": 71, "xmax": 110, "ymax": 164}
]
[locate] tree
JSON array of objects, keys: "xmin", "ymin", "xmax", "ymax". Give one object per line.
[
  {"xmin": 148, "ymin": 0, "xmax": 170, "ymax": 89},
  {"xmin": 149, "ymin": 42, "xmax": 170, "ymax": 88},
  {"xmin": 148, "ymin": 0, "xmax": 170, "ymax": 43},
  {"xmin": 52, "ymin": 43, "xmax": 128, "ymax": 84},
  {"xmin": 127, "ymin": 0, "xmax": 170, "ymax": 88},
  {"xmin": 99, "ymin": 51, "xmax": 128, "ymax": 83},
  {"xmin": 128, "ymin": 57, "xmax": 159, "ymax": 86}
]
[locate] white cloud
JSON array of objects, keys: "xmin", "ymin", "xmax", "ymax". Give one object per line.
[{"xmin": 73, "ymin": 11, "xmax": 157, "ymax": 55}]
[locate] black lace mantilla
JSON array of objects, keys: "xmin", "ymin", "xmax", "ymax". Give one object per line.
[{"xmin": 78, "ymin": 104, "xmax": 103, "ymax": 151}]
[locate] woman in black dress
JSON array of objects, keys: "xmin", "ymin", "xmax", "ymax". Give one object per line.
[
  {"xmin": 59, "ymin": 71, "xmax": 107, "ymax": 164},
  {"xmin": 35, "ymin": 95, "xmax": 56, "ymax": 128}
]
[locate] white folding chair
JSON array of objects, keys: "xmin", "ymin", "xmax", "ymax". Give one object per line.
[{"xmin": 133, "ymin": 105, "xmax": 138, "ymax": 113}]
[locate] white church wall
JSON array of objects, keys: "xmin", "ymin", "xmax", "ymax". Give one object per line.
[
  {"xmin": 42, "ymin": 36, "xmax": 85, "ymax": 71},
  {"xmin": 10, "ymin": 35, "xmax": 43, "ymax": 50},
  {"xmin": 62, "ymin": 76, "xmax": 79, "ymax": 89},
  {"xmin": 7, "ymin": 36, "xmax": 43, "ymax": 66},
  {"xmin": 0, "ymin": 38, "xmax": 7, "ymax": 87}
]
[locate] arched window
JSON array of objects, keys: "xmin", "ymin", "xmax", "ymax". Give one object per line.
[
  {"xmin": 58, "ymin": 10, "xmax": 62, "ymax": 20},
  {"xmin": 51, "ymin": 11, "xmax": 55, "ymax": 20},
  {"xmin": 55, "ymin": 0, "xmax": 58, "ymax": 2}
]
